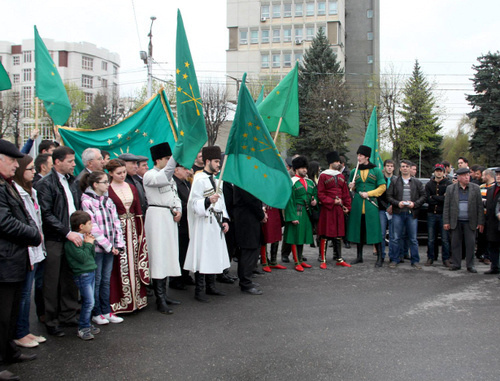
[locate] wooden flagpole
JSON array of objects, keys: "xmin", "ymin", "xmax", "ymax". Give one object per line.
[{"xmin": 273, "ymin": 117, "xmax": 283, "ymax": 144}]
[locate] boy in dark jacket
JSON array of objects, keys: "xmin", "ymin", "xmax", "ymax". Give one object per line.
[{"xmin": 65, "ymin": 211, "xmax": 99, "ymax": 341}]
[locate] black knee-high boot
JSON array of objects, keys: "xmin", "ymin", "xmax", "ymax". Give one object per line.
[
  {"xmin": 351, "ymin": 244, "xmax": 364, "ymax": 264},
  {"xmin": 194, "ymin": 272, "xmax": 209, "ymax": 303},
  {"xmin": 153, "ymin": 279, "xmax": 173, "ymax": 314},
  {"xmin": 375, "ymin": 243, "xmax": 383, "ymax": 267}
]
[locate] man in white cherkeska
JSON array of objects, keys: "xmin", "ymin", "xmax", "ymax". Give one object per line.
[{"xmin": 184, "ymin": 146, "xmax": 230, "ymax": 303}]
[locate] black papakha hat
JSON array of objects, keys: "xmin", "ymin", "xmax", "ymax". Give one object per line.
[
  {"xmin": 356, "ymin": 145, "xmax": 372, "ymax": 158},
  {"xmin": 150, "ymin": 142, "xmax": 172, "ymax": 162},
  {"xmin": 326, "ymin": 151, "xmax": 341, "ymax": 164},
  {"xmin": 202, "ymin": 146, "xmax": 222, "ymax": 162},
  {"xmin": 292, "ymin": 155, "xmax": 308, "ymax": 170},
  {"xmin": 0, "ymin": 139, "xmax": 24, "ymax": 158}
]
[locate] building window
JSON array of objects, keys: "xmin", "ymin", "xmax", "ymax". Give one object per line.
[
  {"xmin": 240, "ymin": 30, "xmax": 248, "ymax": 44},
  {"xmin": 23, "ymin": 51, "xmax": 32, "ymax": 63},
  {"xmin": 272, "ymin": 54, "xmax": 281, "ymax": 68},
  {"xmin": 272, "ymin": 4, "xmax": 281, "ymax": 18},
  {"xmin": 101, "ymin": 61, "xmax": 108, "ymax": 71},
  {"xmin": 251, "ymin": 30, "xmax": 259, "ymax": 44},
  {"xmin": 329, "ymin": 1, "xmax": 338, "ymax": 15},
  {"xmin": 261, "ymin": 54, "xmax": 270, "ymax": 68},
  {"xmin": 262, "ymin": 30, "xmax": 270, "ymax": 43},
  {"xmin": 22, "ymin": 86, "xmax": 31, "ymax": 118},
  {"xmin": 13, "ymin": 56, "xmax": 20, "ymax": 65},
  {"xmin": 295, "ymin": 28, "xmax": 303, "ymax": 41},
  {"xmin": 102, "ymin": 78, "xmax": 108, "ymax": 88},
  {"xmin": 367, "ymin": 32, "xmax": 374, "ymax": 41},
  {"xmin": 367, "ymin": 55, "xmax": 374, "ymax": 64},
  {"xmin": 82, "ymin": 56, "xmax": 94, "ymax": 71},
  {"xmin": 295, "ymin": 52, "xmax": 303, "ymax": 63},
  {"xmin": 261, "ymin": 5, "xmax": 270, "ymax": 19},
  {"xmin": 306, "ymin": 2, "xmax": 315, "ymax": 16},
  {"xmin": 306, "ymin": 27, "xmax": 315, "ymax": 40},
  {"xmin": 13, "ymin": 74, "xmax": 20, "ymax": 84},
  {"xmin": 317, "ymin": 2, "xmax": 326, "ymax": 15},
  {"xmin": 273, "ymin": 29, "xmax": 281, "ymax": 43},
  {"xmin": 23, "ymin": 69, "xmax": 32, "ymax": 82},
  {"xmin": 283, "ymin": 53, "xmax": 292, "ymax": 68},
  {"xmin": 84, "ymin": 92, "xmax": 93, "ymax": 105},
  {"xmin": 284, "ymin": 28, "xmax": 292, "ymax": 42},
  {"xmin": 113, "ymin": 66, "xmax": 118, "ymax": 78},
  {"xmin": 82, "ymin": 75, "xmax": 93, "ymax": 89},
  {"xmin": 367, "ymin": 9, "xmax": 374, "ymax": 18},
  {"xmin": 295, "ymin": 3, "xmax": 303, "ymax": 16},
  {"xmin": 284, "ymin": 3, "xmax": 292, "ymax": 17}
]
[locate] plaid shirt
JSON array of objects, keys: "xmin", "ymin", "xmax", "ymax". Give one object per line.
[{"xmin": 81, "ymin": 189, "xmax": 124, "ymax": 253}]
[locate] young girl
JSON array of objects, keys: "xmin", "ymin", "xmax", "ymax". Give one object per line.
[
  {"xmin": 12, "ymin": 154, "xmax": 46, "ymax": 347},
  {"xmin": 80, "ymin": 170, "xmax": 124, "ymax": 324}
]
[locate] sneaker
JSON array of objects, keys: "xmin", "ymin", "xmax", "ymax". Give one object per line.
[
  {"xmin": 425, "ymin": 259, "xmax": 433, "ymax": 266},
  {"xmin": 411, "ymin": 263, "xmax": 422, "ymax": 270},
  {"xmin": 389, "ymin": 262, "xmax": 397, "ymax": 269},
  {"xmin": 90, "ymin": 325, "xmax": 100, "ymax": 335},
  {"xmin": 92, "ymin": 315, "xmax": 109, "ymax": 325},
  {"xmin": 77, "ymin": 328, "xmax": 94, "ymax": 341},
  {"xmin": 104, "ymin": 313, "xmax": 124, "ymax": 324}
]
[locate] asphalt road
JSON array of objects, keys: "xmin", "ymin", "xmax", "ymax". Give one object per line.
[{"xmin": 12, "ymin": 244, "xmax": 500, "ymax": 381}]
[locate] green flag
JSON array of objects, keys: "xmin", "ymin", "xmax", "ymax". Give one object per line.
[
  {"xmin": 58, "ymin": 89, "xmax": 178, "ymax": 174},
  {"xmin": 363, "ymin": 107, "xmax": 383, "ymax": 169},
  {"xmin": 255, "ymin": 85, "xmax": 264, "ymax": 106},
  {"xmin": 174, "ymin": 10, "xmax": 207, "ymax": 168},
  {"xmin": 257, "ymin": 62, "xmax": 299, "ymax": 136},
  {"xmin": 223, "ymin": 73, "xmax": 292, "ymax": 209},
  {"xmin": 34, "ymin": 26, "xmax": 71, "ymax": 125},
  {"xmin": 0, "ymin": 61, "xmax": 11, "ymax": 91}
]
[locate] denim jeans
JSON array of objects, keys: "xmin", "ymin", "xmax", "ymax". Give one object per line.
[
  {"xmin": 379, "ymin": 210, "xmax": 394, "ymax": 259},
  {"xmin": 93, "ymin": 252, "xmax": 114, "ymax": 316},
  {"xmin": 427, "ymin": 213, "xmax": 450, "ymax": 261},
  {"xmin": 391, "ymin": 212, "xmax": 419, "ymax": 264},
  {"xmin": 16, "ymin": 263, "xmax": 38, "ymax": 339},
  {"xmin": 73, "ymin": 272, "xmax": 95, "ymax": 330}
]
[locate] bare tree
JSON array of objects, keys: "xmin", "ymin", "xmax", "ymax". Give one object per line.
[
  {"xmin": 201, "ymin": 82, "xmax": 229, "ymax": 146},
  {"xmin": 0, "ymin": 91, "xmax": 22, "ymax": 145}
]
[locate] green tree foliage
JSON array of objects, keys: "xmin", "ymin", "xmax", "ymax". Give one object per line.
[
  {"xmin": 466, "ymin": 51, "xmax": 500, "ymax": 166},
  {"xmin": 83, "ymin": 93, "xmax": 110, "ymax": 130},
  {"xmin": 290, "ymin": 27, "xmax": 351, "ymax": 164},
  {"xmin": 398, "ymin": 60, "xmax": 442, "ymax": 175},
  {"xmin": 64, "ymin": 82, "xmax": 87, "ymax": 128}
]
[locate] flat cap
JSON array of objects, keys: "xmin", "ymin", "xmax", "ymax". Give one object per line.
[
  {"xmin": 455, "ymin": 168, "xmax": 470, "ymax": 175},
  {"xmin": 0, "ymin": 139, "xmax": 24, "ymax": 158},
  {"xmin": 118, "ymin": 153, "xmax": 140, "ymax": 162}
]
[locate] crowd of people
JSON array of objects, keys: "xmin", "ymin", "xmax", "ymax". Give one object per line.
[{"xmin": 1, "ymin": 135, "xmax": 499, "ymax": 381}]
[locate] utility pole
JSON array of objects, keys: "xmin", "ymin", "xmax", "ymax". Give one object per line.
[{"xmin": 140, "ymin": 16, "xmax": 156, "ymax": 99}]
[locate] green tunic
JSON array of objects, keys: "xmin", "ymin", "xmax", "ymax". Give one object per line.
[
  {"xmin": 346, "ymin": 166, "xmax": 386, "ymax": 244},
  {"xmin": 284, "ymin": 176, "xmax": 318, "ymax": 245}
]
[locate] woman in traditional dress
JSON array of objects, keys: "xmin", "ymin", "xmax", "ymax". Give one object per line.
[{"xmin": 106, "ymin": 159, "xmax": 149, "ymax": 313}]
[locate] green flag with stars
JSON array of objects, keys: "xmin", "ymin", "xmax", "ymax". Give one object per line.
[
  {"xmin": 34, "ymin": 26, "xmax": 71, "ymax": 126},
  {"xmin": 0, "ymin": 60, "xmax": 12, "ymax": 91},
  {"xmin": 363, "ymin": 107, "xmax": 383, "ymax": 170},
  {"xmin": 174, "ymin": 10, "xmax": 207, "ymax": 168},
  {"xmin": 223, "ymin": 74, "xmax": 292, "ymax": 209},
  {"xmin": 58, "ymin": 89, "xmax": 178, "ymax": 174},
  {"xmin": 257, "ymin": 62, "xmax": 299, "ymax": 136}
]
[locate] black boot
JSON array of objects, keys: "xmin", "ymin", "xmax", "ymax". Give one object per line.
[
  {"xmin": 194, "ymin": 272, "xmax": 209, "ymax": 302},
  {"xmin": 269, "ymin": 242, "xmax": 279, "ymax": 265},
  {"xmin": 350, "ymin": 244, "xmax": 364, "ymax": 265},
  {"xmin": 206, "ymin": 274, "xmax": 226, "ymax": 296},
  {"xmin": 374, "ymin": 243, "xmax": 383, "ymax": 268},
  {"xmin": 153, "ymin": 279, "xmax": 173, "ymax": 314},
  {"xmin": 164, "ymin": 278, "xmax": 181, "ymax": 305},
  {"xmin": 217, "ymin": 268, "xmax": 235, "ymax": 284}
]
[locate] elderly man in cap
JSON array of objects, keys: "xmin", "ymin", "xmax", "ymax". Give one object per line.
[
  {"xmin": 444, "ymin": 167, "xmax": 484, "ymax": 272},
  {"xmin": 425, "ymin": 163, "xmax": 452, "ymax": 267},
  {"xmin": 184, "ymin": 146, "xmax": 230, "ymax": 302},
  {"xmin": 317, "ymin": 151, "xmax": 351, "ymax": 269},
  {"xmin": 118, "ymin": 153, "xmax": 148, "ymax": 214},
  {"xmin": 143, "ymin": 143, "xmax": 182, "ymax": 314},
  {"xmin": 347, "ymin": 145, "xmax": 386, "ymax": 266},
  {"xmin": 0, "ymin": 139, "xmax": 41, "ymax": 381}
]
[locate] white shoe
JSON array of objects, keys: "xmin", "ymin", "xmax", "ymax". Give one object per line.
[
  {"xmin": 104, "ymin": 313, "xmax": 124, "ymax": 324},
  {"xmin": 92, "ymin": 315, "xmax": 109, "ymax": 325}
]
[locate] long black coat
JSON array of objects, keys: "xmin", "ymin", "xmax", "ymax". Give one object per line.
[
  {"xmin": 485, "ymin": 184, "xmax": 500, "ymax": 242},
  {"xmin": 233, "ymin": 186, "xmax": 265, "ymax": 249},
  {"xmin": 0, "ymin": 178, "xmax": 41, "ymax": 282}
]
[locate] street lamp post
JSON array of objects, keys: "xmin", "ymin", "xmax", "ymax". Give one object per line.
[{"xmin": 140, "ymin": 16, "xmax": 157, "ymax": 99}]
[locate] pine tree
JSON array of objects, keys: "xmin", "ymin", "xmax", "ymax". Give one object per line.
[
  {"xmin": 466, "ymin": 51, "xmax": 500, "ymax": 166},
  {"xmin": 398, "ymin": 60, "xmax": 442, "ymax": 176},
  {"xmin": 290, "ymin": 27, "xmax": 350, "ymax": 163}
]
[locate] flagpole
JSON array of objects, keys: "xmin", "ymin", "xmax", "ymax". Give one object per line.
[
  {"xmin": 273, "ymin": 117, "xmax": 283, "ymax": 144},
  {"xmin": 215, "ymin": 154, "xmax": 229, "ymax": 195},
  {"xmin": 34, "ymin": 96, "xmax": 39, "ymax": 134},
  {"xmin": 349, "ymin": 162, "xmax": 360, "ymax": 191}
]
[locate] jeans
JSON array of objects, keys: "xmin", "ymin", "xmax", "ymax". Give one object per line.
[
  {"xmin": 391, "ymin": 212, "xmax": 419, "ymax": 264},
  {"xmin": 16, "ymin": 263, "xmax": 38, "ymax": 339},
  {"xmin": 379, "ymin": 210, "xmax": 394, "ymax": 259},
  {"xmin": 73, "ymin": 272, "xmax": 95, "ymax": 330},
  {"xmin": 427, "ymin": 213, "xmax": 450, "ymax": 261},
  {"xmin": 93, "ymin": 252, "xmax": 114, "ymax": 316}
]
